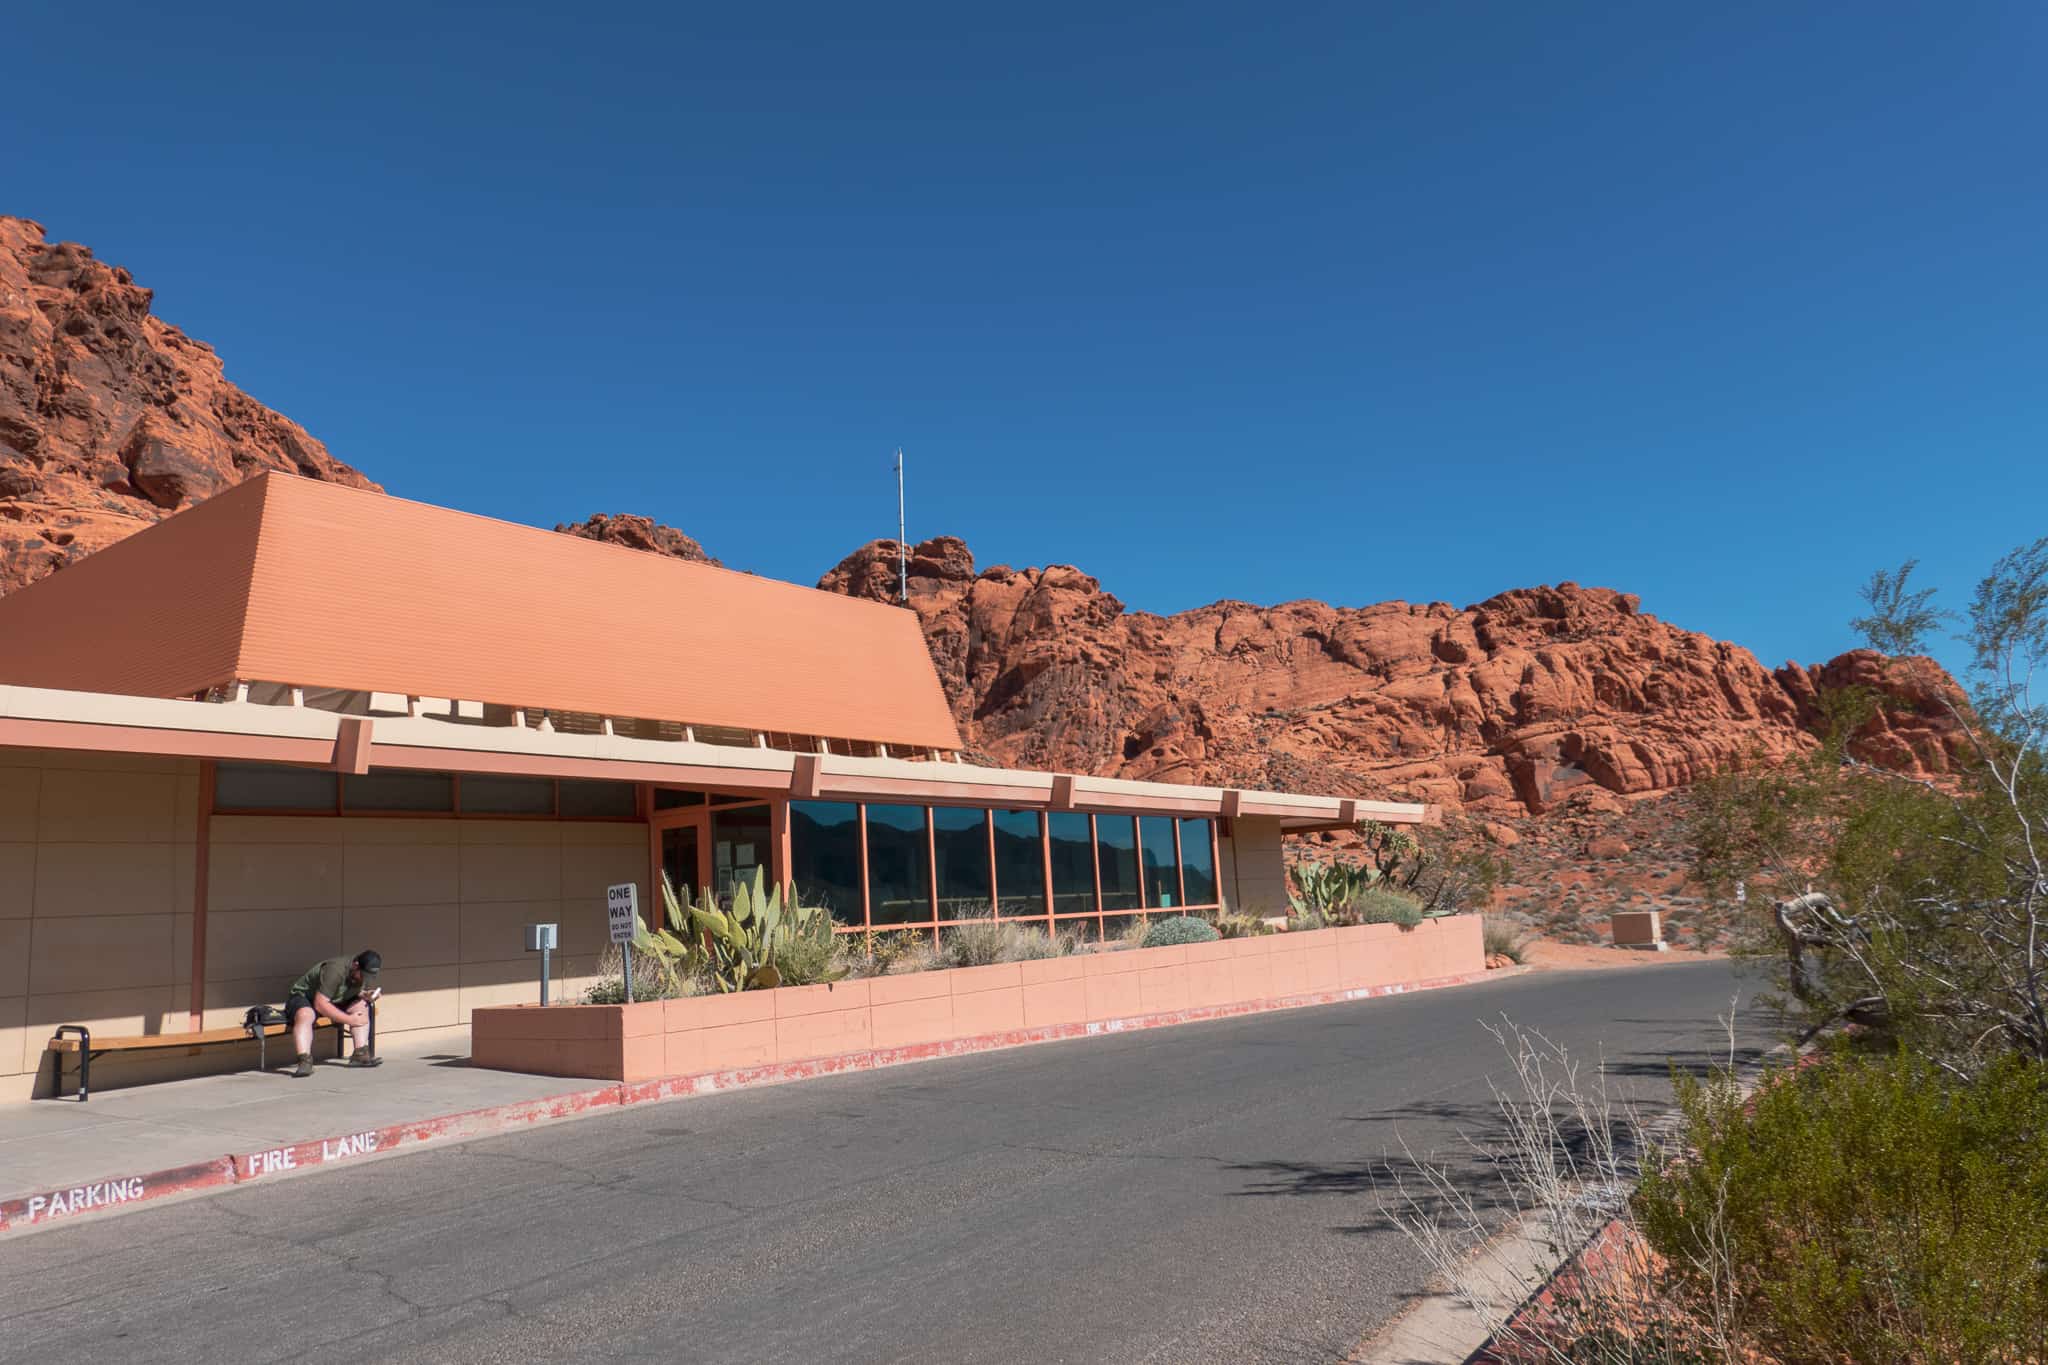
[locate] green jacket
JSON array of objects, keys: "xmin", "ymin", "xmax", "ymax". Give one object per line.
[{"xmin": 289, "ymin": 957, "xmax": 363, "ymax": 1008}]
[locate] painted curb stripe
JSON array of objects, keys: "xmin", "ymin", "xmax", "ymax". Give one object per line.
[{"xmin": 0, "ymin": 966, "xmax": 1506, "ymax": 1236}]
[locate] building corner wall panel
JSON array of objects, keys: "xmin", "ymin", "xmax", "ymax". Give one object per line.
[{"xmin": 1225, "ymin": 816, "xmax": 1288, "ymax": 917}]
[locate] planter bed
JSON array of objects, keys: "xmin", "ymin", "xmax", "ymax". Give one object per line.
[{"xmin": 470, "ymin": 914, "xmax": 1484, "ymax": 1083}]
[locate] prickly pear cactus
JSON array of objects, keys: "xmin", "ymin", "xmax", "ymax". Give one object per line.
[{"xmin": 659, "ymin": 868, "xmax": 845, "ymax": 991}]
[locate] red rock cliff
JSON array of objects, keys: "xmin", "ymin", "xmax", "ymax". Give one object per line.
[
  {"xmin": 554, "ymin": 512, "xmax": 719, "ymax": 566},
  {"xmin": 0, "ymin": 216, "xmax": 377, "ymax": 595},
  {"xmin": 816, "ymin": 537, "xmax": 1968, "ymax": 814}
]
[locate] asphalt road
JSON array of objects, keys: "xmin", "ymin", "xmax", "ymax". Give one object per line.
[{"xmin": 0, "ymin": 961, "xmax": 1767, "ymax": 1365}]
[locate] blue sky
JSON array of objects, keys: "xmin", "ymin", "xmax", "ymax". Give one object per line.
[{"xmin": 9, "ymin": 2, "xmax": 2041, "ymax": 676}]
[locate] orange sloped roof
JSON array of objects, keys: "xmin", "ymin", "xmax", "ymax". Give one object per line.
[
  {"xmin": 0, "ymin": 478, "xmax": 264, "ymax": 699},
  {"xmin": 0, "ymin": 474, "xmax": 964, "ymax": 750}
]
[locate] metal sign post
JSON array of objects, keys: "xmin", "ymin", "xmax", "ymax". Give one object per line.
[
  {"xmin": 524, "ymin": 922, "xmax": 558, "ymax": 1005},
  {"xmin": 607, "ymin": 883, "xmax": 639, "ymax": 1004}
]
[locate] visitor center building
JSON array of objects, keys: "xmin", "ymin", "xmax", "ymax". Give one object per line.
[{"xmin": 0, "ymin": 474, "xmax": 1423, "ymax": 1097}]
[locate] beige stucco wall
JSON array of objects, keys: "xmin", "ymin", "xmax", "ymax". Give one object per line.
[
  {"xmin": 2, "ymin": 745, "xmax": 649, "ymax": 1099},
  {"xmin": 203, "ymin": 814, "xmax": 647, "ymax": 1037},
  {"xmin": 1220, "ymin": 816, "xmax": 1288, "ymax": 916},
  {"xmin": 0, "ymin": 748, "xmax": 202, "ymax": 1089}
]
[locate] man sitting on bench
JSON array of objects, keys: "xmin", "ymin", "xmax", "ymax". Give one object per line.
[{"xmin": 285, "ymin": 949, "xmax": 384, "ymax": 1077}]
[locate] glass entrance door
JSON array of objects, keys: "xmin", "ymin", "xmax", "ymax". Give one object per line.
[
  {"xmin": 660, "ymin": 822, "xmax": 702, "ymax": 908},
  {"xmin": 710, "ymin": 803, "xmax": 772, "ymax": 900},
  {"xmin": 651, "ymin": 798, "xmax": 777, "ymax": 918}
]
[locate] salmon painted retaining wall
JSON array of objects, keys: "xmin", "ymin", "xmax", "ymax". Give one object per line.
[{"xmin": 470, "ymin": 914, "xmax": 1485, "ymax": 1082}]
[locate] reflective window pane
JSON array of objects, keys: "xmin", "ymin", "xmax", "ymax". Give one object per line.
[
  {"xmin": 560, "ymin": 779, "xmax": 635, "ymax": 818},
  {"xmin": 1139, "ymin": 817, "xmax": 1179, "ymax": 909},
  {"xmin": 344, "ymin": 771, "xmax": 455, "ymax": 812},
  {"xmin": 653, "ymin": 787, "xmax": 705, "ymax": 809},
  {"xmin": 1097, "ymin": 816, "xmax": 1141, "ymax": 912},
  {"xmin": 460, "ymin": 776, "xmax": 556, "ymax": 815},
  {"xmin": 791, "ymin": 801, "xmax": 864, "ymax": 927},
  {"xmin": 932, "ymin": 807, "xmax": 991, "ymax": 921},
  {"xmin": 992, "ymin": 809, "xmax": 1047, "ymax": 920},
  {"xmin": 214, "ymin": 763, "xmax": 337, "ymax": 812},
  {"xmin": 1179, "ymin": 819, "xmax": 1217, "ymax": 905},
  {"xmin": 1047, "ymin": 812, "xmax": 1096, "ymax": 916},
  {"xmin": 865, "ymin": 804, "xmax": 931, "ymax": 924}
]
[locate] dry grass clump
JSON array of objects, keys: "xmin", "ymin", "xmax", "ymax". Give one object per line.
[
  {"xmin": 1385, "ymin": 1019, "xmax": 1729, "ymax": 1365},
  {"xmin": 833, "ymin": 922, "xmax": 1074, "ymax": 976},
  {"xmin": 1483, "ymin": 915, "xmax": 1534, "ymax": 963},
  {"xmin": 584, "ymin": 942, "xmax": 709, "ymax": 1002}
]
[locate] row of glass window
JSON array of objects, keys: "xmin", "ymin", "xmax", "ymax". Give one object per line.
[
  {"xmin": 213, "ymin": 764, "xmax": 639, "ymax": 819},
  {"xmin": 789, "ymin": 804, "xmax": 1218, "ymax": 929}
]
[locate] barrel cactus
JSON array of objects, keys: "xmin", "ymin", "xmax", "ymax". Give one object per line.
[{"xmin": 1141, "ymin": 914, "xmax": 1221, "ymax": 948}]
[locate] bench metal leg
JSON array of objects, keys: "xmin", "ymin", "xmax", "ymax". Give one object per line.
[{"xmin": 54, "ymin": 1026, "xmax": 89, "ymax": 1102}]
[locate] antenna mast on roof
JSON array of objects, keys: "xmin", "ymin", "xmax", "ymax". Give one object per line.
[{"xmin": 894, "ymin": 447, "xmax": 907, "ymax": 603}]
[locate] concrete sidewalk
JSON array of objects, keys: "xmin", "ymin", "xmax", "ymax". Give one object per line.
[{"xmin": 0, "ymin": 1028, "xmax": 585, "ymax": 1213}]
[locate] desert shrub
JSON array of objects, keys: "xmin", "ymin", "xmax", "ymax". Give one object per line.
[
  {"xmin": 885, "ymin": 940, "xmax": 946, "ymax": 975},
  {"xmin": 1056, "ymin": 923, "xmax": 1095, "ymax": 953},
  {"xmin": 1288, "ymin": 862, "xmax": 1427, "ymax": 929},
  {"xmin": 1636, "ymin": 1050, "xmax": 2048, "ymax": 1365},
  {"xmin": 1350, "ymin": 887, "xmax": 1424, "ymax": 927},
  {"xmin": 773, "ymin": 926, "xmax": 848, "ymax": 986},
  {"xmin": 1115, "ymin": 915, "xmax": 1151, "ymax": 949},
  {"xmin": 999, "ymin": 926, "xmax": 1064, "ymax": 960},
  {"xmin": 584, "ymin": 936, "xmax": 704, "ymax": 1003},
  {"xmin": 1483, "ymin": 915, "xmax": 1533, "ymax": 963},
  {"xmin": 935, "ymin": 920, "xmax": 1072, "ymax": 967},
  {"xmin": 1211, "ymin": 911, "xmax": 1276, "ymax": 939},
  {"xmin": 1140, "ymin": 914, "xmax": 1220, "ymax": 948},
  {"xmin": 940, "ymin": 919, "xmax": 1010, "ymax": 968},
  {"xmin": 835, "ymin": 930, "xmax": 943, "ymax": 977}
]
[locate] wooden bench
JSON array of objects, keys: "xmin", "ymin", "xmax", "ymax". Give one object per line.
[{"xmin": 49, "ymin": 1004, "xmax": 378, "ymax": 1102}]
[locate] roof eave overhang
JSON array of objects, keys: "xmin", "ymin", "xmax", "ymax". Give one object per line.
[{"xmin": 0, "ymin": 685, "xmax": 1428, "ymax": 825}]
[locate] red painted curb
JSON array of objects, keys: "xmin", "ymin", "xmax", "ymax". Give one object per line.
[
  {"xmin": 0, "ymin": 1156, "xmax": 235, "ymax": 1233},
  {"xmin": 0, "ymin": 965, "xmax": 1506, "ymax": 1237}
]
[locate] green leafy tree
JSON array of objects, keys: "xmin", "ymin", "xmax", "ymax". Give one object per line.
[
  {"xmin": 1691, "ymin": 540, "xmax": 2048, "ymax": 1074},
  {"xmin": 1849, "ymin": 558, "xmax": 1949, "ymax": 656}
]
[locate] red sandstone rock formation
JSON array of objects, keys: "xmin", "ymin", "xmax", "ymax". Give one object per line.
[
  {"xmin": 1773, "ymin": 650, "xmax": 1966, "ymax": 776},
  {"xmin": 0, "ymin": 217, "xmax": 377, "ymax": 595},
  {"xmin": 815, "ymin": 537, "xmax": 1970, "ymax": 815},
  {"xmin": 554, "ymin": 512, "xmax": 719, "ymax": 566}
]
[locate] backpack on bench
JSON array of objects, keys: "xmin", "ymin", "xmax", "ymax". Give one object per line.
[{"xmin": 243, "ymin": 1005, "xmax": 287, "ymax": 1033}]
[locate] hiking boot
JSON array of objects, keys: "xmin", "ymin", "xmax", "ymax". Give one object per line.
[
  {"xmin": 347, "ymin": 1050, "xmax": 383, "ymax": 1069},
  {"xmin": 290, "ymin": 1054, "xmax": 315, "ymax": 1078}
]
